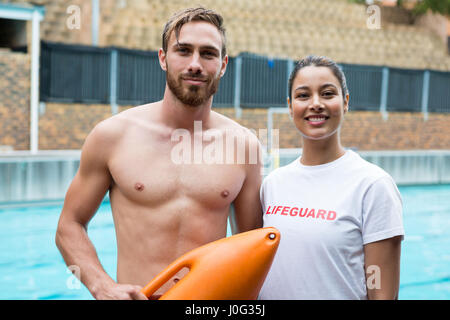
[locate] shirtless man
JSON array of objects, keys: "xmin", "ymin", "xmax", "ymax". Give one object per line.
[{"xmin": 55, "ymin": 8, "xmax": 263, "ymax": 300}]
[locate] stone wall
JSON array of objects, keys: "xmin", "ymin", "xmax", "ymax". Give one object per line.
[
  {"xmin": 0, "ymin": 51, "xmax": 30, "ymax": 150},
  {"xmin": 10, "ymin": 0, "xmax": 450, "ymax": 70},
  {"xmin": 38, "ymin": 103, "xmax": 112, "ymax": 149},
  {"xmin": 32, "ymin": 103, "xmax": 450, "ymax": 151}
]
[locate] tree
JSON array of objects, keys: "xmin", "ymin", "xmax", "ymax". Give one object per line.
[{"xmin": 412, "ymin": 0, "xmax": 450, "ymax": 16}]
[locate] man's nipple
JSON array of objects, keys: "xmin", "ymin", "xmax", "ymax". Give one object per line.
[
  {"xmin": 221, "ymin": 190, "xmax": 229, "ymax": 198},
  {"xmin": 134, "ymin": 183, "xmax": 145, "ymax": 191}
]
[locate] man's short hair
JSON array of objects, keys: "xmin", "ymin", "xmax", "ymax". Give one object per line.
[{"xmin": 162, "ymin": 7, "xmax": 227, "ymax": 58}]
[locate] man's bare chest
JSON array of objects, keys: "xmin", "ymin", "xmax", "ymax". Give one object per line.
[{"xmin": 108, "ymin": 146, "xmax": 246, "ymax": 209}]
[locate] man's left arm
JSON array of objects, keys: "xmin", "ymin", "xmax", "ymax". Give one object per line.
[{"xmin": 229, "ymin": 132, "xmax": 263, "ymax": 234}]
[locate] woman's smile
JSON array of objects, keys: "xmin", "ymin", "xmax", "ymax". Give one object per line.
[{"xmin": 305, "ymin": 115, "xmax": 329, "ymax": 126}]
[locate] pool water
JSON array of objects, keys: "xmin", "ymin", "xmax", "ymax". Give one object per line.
[
  {"xmin": 0, "ymin": 184, "xmax": 449, "ymax": 300},
  {"xmin": 397, "ymin": 184, "xmax": 450, "ymax": 299},
  {"xmin": 0, "ymin": 202, "xmax": 116, "ymax": 300}
]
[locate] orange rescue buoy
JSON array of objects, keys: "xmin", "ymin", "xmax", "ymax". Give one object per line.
[{"xmin": 141, "ymin": 227, "xmax": 280, "ymax": 300}]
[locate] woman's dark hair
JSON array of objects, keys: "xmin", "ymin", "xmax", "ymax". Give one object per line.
[{"xmin": 288, "ymin": 55, "xmax": 349, "ymax": 102}]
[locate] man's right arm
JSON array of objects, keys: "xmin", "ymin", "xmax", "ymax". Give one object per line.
[{"xmin": 55, "ymin": 121, "xmax": 146, "ymax": 300}]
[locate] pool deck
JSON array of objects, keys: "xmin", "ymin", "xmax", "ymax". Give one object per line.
[{"xmin": 0, "ymin": 150, "xmax": 81, "ymax": 162}]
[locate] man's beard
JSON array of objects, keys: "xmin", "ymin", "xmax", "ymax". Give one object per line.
[{"xmin": 166, "ymin": 66, "xmax": 221, "ymax": 107}]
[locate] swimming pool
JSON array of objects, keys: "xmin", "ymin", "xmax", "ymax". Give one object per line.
[{"xmin": 0, "ymin": 184, "xmax": 449, "ymax": 300}]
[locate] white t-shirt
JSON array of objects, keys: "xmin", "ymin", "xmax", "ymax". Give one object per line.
[{"xmin": 258, "ymin": 150, "xmax": 404, "ymax": 300}]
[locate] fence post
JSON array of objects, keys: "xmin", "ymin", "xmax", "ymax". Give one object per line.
[
  {"xmin": 30, "ymin": 10, "xmax": 42, "ymax": 154},
  {"xmin": 233, "ymin": 55, "xmax": 242, "ymax": 119},
  {"xmin": 91, "ymin": 0, "xmax": 99, "ymax": 46},
  {"xmin": 110, "ymin": 49, "xmax": 118, "ymax": 115},
  {"xmin": 421, "ymin": 70, "xmax": 430, "ymax": 121},
  {"xmin": 286, "ymin": 59, "xmax": 294, "ymax": 100},
  {"xmin": 380, "ymin": 66, "xmax": 389, "ymax": 121},
  {"xmin": 267, "ymin": 108, "xmax": 274, "ymax": 173}
]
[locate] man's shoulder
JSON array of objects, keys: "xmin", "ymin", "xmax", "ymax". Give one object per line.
[
  {"xmin": 93, "ymin": 103, "xmax": 159, "ymax": 135},
  {"xmin": 211, "ymin": 110, "xmax": 240, "ymax": 128},
  {"xmin": 85, "ymin": 103, "xmax": 159, "ymax": 148},
  {"xmin": 211, "ymin": 111, "xmax": 262, "ymax": 168},
  {"xmin": 113, "ymin": 102, "xmax": 160, "ymax": 125},
  {"xmin": 211, "ymin": 111, "xmax": 257, "ymax": 137},
  {"xmin": 87, "ymin": 112, "xmax": 125, "ymax": 144}
]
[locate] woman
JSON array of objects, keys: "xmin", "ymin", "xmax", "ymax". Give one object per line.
[{"xmin": 259, "ymin": 55, "xmax": 404, "ymax": 300}]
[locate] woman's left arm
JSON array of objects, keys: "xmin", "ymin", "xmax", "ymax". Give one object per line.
[{"xmin": 364, "ymin": 235, "xmax": 402, "ymax": 300}]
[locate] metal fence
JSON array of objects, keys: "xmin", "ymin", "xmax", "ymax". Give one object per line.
[
  {"xmin": 115, "ymin": 48, "xmax": 165, "ymax": 106},
  {"xmin": 387, "ymin": 68, "xmax": 424, "ymax": 112},
  {"xmin": 239, "ymin": 53, "xmax": 290, "ymax": 108},
  {"xmin": 40, "ymin": 42, "xmax": 111, "ymax": 103},
  {"xmin": 340, "ymin": 63, "xmax": 382, "ymax": 111},
  {"xmin": 40, "ymin": 41, "xmax": 450, "ymax": 113},
  {"xmin": 429, "ymin": 70, "xmax": 450, "ymax": 113}
]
